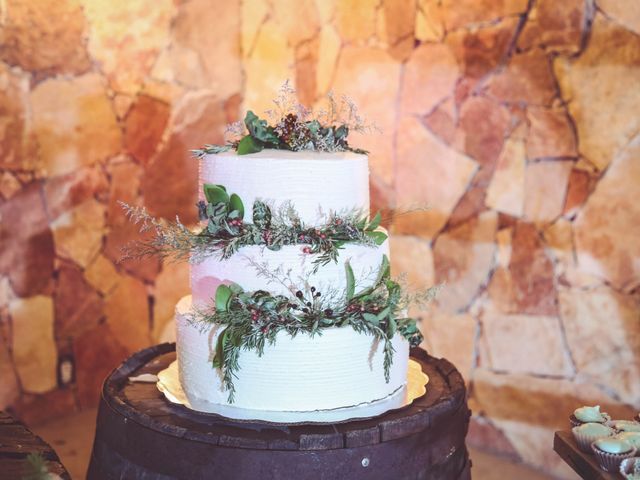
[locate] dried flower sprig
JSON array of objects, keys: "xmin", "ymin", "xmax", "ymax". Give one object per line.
[
  {"xmin": 120, "ymin": 185, "xmax": 388, "ymax": 270},
  {"xmin": 192, "ymin": 81, "xmax": 377, "ymax": 157},
  {"xmin": 189, "ymin": 255, "xmax": 438, "ymax": 402}
]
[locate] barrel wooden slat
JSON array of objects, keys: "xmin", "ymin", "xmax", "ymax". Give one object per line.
[
  {"xmin": 88, "ymin": 343, "xmax": 470, "ymax": 480},
  {"xmin": 0, "ymin": 411, "xmax": 71, "ymax": 480}
]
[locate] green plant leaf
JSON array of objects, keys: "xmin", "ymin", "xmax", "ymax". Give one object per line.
[
  {"xmin": 366, "ymin": 211, "xmax": 382, "ymax": 231},
  {"xmin": 375, "ymin": 255, "xmax": 391, "ymax": 285},
  {"xmin": 363, "ymin": 312, "xmax": 380, "ymax": 325},
  {"xmin": 365, "ymin": 230, "xmax": 388, "ymax": 245},
  {"xmin": 229, "ymin": 193, "xmax": 245, "ymax": 219},
  {"xmin": 345, "ymin": 261, "xmax": 355, "ymax": 301},
  {"xmin": 203, "ymin": 184, "xmax": 230, "ymax": 205},
  {"xmin": 215, "ymin": 284, "xmax": 233, "ymax": 312},
  {"xmin": 228, "ymin": 282, "xmax": 244, "ymax": 294},
  {"xmin": 335, "ymin": 125, "xmax": 348, "ymax": 140},
  {"xmin": 237, "ymin": 134, "xmax": 264, "ymax": 155},
  {"xmin": 376, "ymin": 306, "xmax": 390, "ymax": 321},
  {"xmin": 252, "ymin": 200, "xmax": 272, "ymax": 228},
  {"xmin": 212, "ymin": 328, "xmax": 227, "ymax": 369},
  {"xmin": 244, "ymin": 111, "xmax": 280, "ymax": 145},
  {"xmin": 387, "ymin": 317, "xmax": 397, "ymax": 337}
]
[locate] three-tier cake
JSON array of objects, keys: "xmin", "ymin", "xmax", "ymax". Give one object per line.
[{"xmin": 176, "ymin": 149, "xmax": 409, "ymax": 413}]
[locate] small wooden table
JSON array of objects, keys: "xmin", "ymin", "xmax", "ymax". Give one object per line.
[
  {"xmin": 88, "ymin": 343, "xmax": 471, "ymax": 480},
  {"xmin": 554, "ymin": 431, "xmax": 619, "ymax": 480},
  {"xmin": 0, "ymin": 410, "xmax": 71, "ymax": 479}
]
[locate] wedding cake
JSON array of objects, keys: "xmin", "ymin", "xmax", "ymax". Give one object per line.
[{"xmin": 123, "ymin": 85, "xmax": 430, "ymax": 419}]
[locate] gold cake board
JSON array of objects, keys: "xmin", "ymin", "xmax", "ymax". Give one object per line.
[{"xmin": 156, "ymin": 359, "xmax": 429, "ymax": 424}]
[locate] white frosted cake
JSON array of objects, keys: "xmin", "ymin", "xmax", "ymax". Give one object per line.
[{"xmin": 175, "ymin": 149, "xmax": 411, "ymax": 413}]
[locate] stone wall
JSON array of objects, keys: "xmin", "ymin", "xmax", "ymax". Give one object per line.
[{"xmin": 0, "ymin": 1, "xmax": 638, "ymax": 477}]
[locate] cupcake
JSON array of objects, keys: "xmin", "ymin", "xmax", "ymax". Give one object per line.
[
  {"xmin": 591, "ymin": 438, "xmax": 637, "ymax": 472},
  {"xmin": 570, "ymin": 405, "xmax": 611, "ymax": 427},
  {"xmin": 610, "ymin": 420, "xmax": 640, "ymax": 433},
  {"xmin": 618, "ymin": 432, "xmax": 640, "ymax": 450},
  {"xmin": 572, "ymin": 423, "xmax": 615, "ymax": 453},
  {"xmin": 619, "ymin": 457, "xmax": 640, "ymax": 480}
]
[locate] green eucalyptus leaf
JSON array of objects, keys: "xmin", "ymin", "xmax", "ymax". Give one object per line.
[
  {"xmin": 237, "ymin": 134, "xmax": 263, "ymax": 155},
  {"xmin": 266, "ymin": 244, "xmax": 282, "ymax": 251},
  {"xmin": 365, "ymin": 230, "xmax": 388, "ymax": 245},
  {"xmin": 375, "ymin": 255, "xmax": 391, "ymax": 285},
  {"xmin": 203, "ymin": 184, "xmax": 230, "ymax": 205},
  {"xmin": 215, "ymin": 284, "xmax": 233, "ymax": 312},
  {"xmin": 244, "ymin": 111, "xmax": 280, "ymax": 145},
  {"xmin": 335, "ymin": 125, "xmax": 348, "ymax": 140},
  {"xmin": 212, "ymin": 328, "xmax": 227, "ymax": 369},
  {"xmin": 228, "ymin": 282, "xmax": 244, "ymax": 294},
  {"xmin": 376, "ymin": 306, "xmax": 391, "ymax": 321},
  {"xmin": 229, "ymin": 193, "xmax": 245, "ymax": 219},
  {"xmin": 345, "ymin": 261, "xmax": 355, "ymax": 301},
  {"xmin": 363, "ymin": 312, "xmax": 380, "ymax": 325},
  {"xmin": 366, "ymin": 211, "xmax": 382, "ymax": 231},
  {"xmin": 387, "ymin": 317, "xmax": 397, "ymax": 337},
  {"xmin": 356, "ymin": 217, "xmax": 367, "ymax": 230}
]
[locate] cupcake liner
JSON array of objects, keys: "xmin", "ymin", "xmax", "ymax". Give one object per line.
[
  {"xmin": 572, "ymin": 426, "xmax": 614, "ymax": 454},
  {"xmin": 619, "ymin": 457, "xmax": 640, "ymax": 479},
  {"xmin": 592, "ymin": 444, "xmax": 637, "ymax": 473}
]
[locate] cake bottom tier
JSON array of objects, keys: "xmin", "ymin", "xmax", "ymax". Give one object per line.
[{"xmin": 175, "ymin": 295, "xmax": 409, "ymax": 412}]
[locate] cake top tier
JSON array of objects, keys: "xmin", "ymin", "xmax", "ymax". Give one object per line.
[{"xmin": 200, "ymin": 149, "xmax": 370, "ymax": 225}]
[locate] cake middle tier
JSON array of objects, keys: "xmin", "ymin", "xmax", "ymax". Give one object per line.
[
  {"xmin": 200, "ymin": 149, "xmax": 370, "ymax": 226},
  {"xmin": 191, "ymin": 239, "xmax": 390, "ymax": 307}
]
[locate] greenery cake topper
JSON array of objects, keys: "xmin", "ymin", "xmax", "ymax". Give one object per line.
[
  {"xmin": 121, "ymin": 184, "xmax": 387, "ymax": 271},
  {"xmin": 190, "ymin": 255, "xmax": 439, "ymax": 403},
  {"xmin": 192, "ymin": 81, "xmax": 376, "ymax": 157}
]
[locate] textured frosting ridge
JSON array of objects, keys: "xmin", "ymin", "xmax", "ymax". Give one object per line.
[
  {"xmin": 200, "ymin": 149, "xmax": 370, "ymax": 225},
  {"xmin": 191, "ymin": 237, "xmax": 389, "ymax": 307},
  {"xmin": 176, "ymin": 295, "xmax": 409, "ymax": 411}
]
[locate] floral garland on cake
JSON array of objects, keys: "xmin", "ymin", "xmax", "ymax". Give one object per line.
[
  {"xmin": 189, "ymin": 255, "xmax": 438, "ymax": 403},
  {"xmin": 120, "ymin": 184, "xmax": 387, "ymax": 271},
  {"xmin": 192, "ymin": 81, "xmax": 375, "ymax": 156}
]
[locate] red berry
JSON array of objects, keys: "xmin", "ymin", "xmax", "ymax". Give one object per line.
[{"xmin": 302, "ymin": 246, "xmax": 311, "ymax": 254}]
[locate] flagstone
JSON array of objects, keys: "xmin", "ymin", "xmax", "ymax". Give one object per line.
[
  {"xmin": 517, "ymin": 0, "xmax": 586, "ymax": 54},
  {"xmin": 54, "ymin": 261, "xmax": 103, "ymax": 339},
  {"xmin": 51, "ymin": 199, "xmax": 106, "ymax": 268},
  {"xmin": 0, "ymin": 183, "xmax": 54, "ymax": 297},
  {"xmin": 554, "ymin": 14, "xmax": 640, "ymax": 169},
  {"xmin": 525, "ymin": 107, "xmax": 577, "ymax": 159},
  {"xmin": 400, "ymin": 43, "xmax": 459, "ymax": 116},
  {"xmin": 124, "ymin": 94, "xmax": 170, "ymax": 165},
  {"xmin": 573, "ymin": 135, "xmax": 640, "ymax": 290},
  {"xmin": 104, "ymin": 273, "xmax": 150, "ymax": 354},
  {"xmin": 30, "ymin": 73, "xmax": 122, "ymax": 177},
  {"xmin": 598, "ymin": 0, "xmax": 640, "ymax": 35},
  {"xmin": 0, "ymin": 0, "xmax": 91, "ymax": 76},
  {"xmin": 333, "ymin": 46, "xmax": 401, "ymax": 184},
  {"xmin": 43, "ymin": 166, "xmax": 109, "ymax": 221},
  {"xmin": 394, "ymin": 116, "xmax": 477, "ymax": 238},
  {"xmin": 10, "ymin": 295, "xmax": 57, "ymax": 394},
  {"xmin": 85, "ymin": 255, "xmax": 120, "ymax": 296},
  {"xmin": 523, "ymin": 160, "xmax": 572, "ymax": 223},
  {"xmin": 487, "ymin": 49, "xmax": 557, "ymax": 106},
  {"xmin": 316, "ymin": 25, "xmax": 341, "ymax": 97},
  {"xmin": 0, "ymin": 338, "xmax": 19, "ymax": 410},
  {"xmin": 558, "ymin": 285, "xmax": 640, "ymax": 404},
  {"xmin": 440, "ymin": 0, "xmax": 528, "ymax": 31},
  {"xmin": 334, "ymin": 0, "xmax": 378, "ymax": 42},
  {"xmin": 0, "ymin": 62, "xmax": 30, "ymax": 171},
  {"xmin": 433, "ymin": 211, "xmax": 498, "ymax": 313},
  {"xmin": 485, "ymin": 136, "xmax": 526, "ymax": 217}
]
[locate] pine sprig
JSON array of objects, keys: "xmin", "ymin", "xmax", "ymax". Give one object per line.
[
  {"xmin": 189, "ymin": 255, "xmax": 435, "ymax": 402},
  {"xmin": 120, "ymin": 187, "xmax": 387, "ymax": 269}
]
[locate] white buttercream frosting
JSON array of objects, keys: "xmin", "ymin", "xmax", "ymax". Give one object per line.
[
  {"xmin": 200, "ymin": 149, "xmax": 370, "ymax": 225},
  {"xmin": 176, "ymin": 295, "xmax": 409, "ymax": 411},
  {"xmin": 191, "ymin": 237, "xmax": 389, "ymax": 307}
]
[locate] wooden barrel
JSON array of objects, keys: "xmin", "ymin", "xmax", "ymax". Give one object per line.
[
  {"xmin": 88, "ymin": 343, "xmax": 470, "ymax": 480},
  {"xmin": 0, "ymin": 411, "xmax": 71, "ymax": 479}
]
